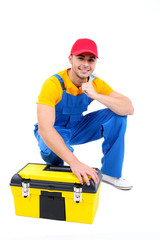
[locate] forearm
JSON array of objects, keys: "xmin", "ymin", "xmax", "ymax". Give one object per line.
[
  {"xmin": 95, "ymin": 93, "xmax": 134, "ymax": 116},
  {"xmin": 81, "ymin": 82, "xmax": 134, "ymax": 116},
  {"xmin": 37, "ymin": 104, "xmax": 99, "ymax": 185},
  {"xmin": 38, "ymin": 126, "xmax": 78, "ymax": 165},
  {"xmin": 38, "ymin": 126, "xmax": 99, "ymax": 185}
]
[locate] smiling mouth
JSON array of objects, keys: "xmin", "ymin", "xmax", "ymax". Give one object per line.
[{"xmin": 79, "ymin": 68, "xmax": 89, "ymax": 73}]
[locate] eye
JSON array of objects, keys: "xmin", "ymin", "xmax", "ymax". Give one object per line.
[
  {"xmin": 78, "ymin": 57, "xmax": 84, "ymax": 60},
  {"xmin": 89, "ymin": 58, "xmax": 95, "ymax": 62}
]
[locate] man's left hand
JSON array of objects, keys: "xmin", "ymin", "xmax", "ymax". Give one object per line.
[{"xmin": 80, "ymin": 82, "xmax": 98, "ymax": 99}]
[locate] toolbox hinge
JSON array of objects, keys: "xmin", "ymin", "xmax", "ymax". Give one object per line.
[
  {"xmin": 74, "ymin": 186, "xmax": 82, "ymax": 203},
  {"xmin": 22, "ymin": 182, "xmax": 30, "ymax": 197}
]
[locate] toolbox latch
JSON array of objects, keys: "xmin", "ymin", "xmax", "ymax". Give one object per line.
[
  {"xmin": 22, "ymin": 182, "xmax": 30, "ymax": 197},
  {"xmin": 74, "ymin": 185, "xmax": 82, "ymax": 203}
]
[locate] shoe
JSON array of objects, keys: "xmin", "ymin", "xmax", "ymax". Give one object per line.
[{"xmin": 102, "ymin": 174, "xmax": 133, "ymax": 190}]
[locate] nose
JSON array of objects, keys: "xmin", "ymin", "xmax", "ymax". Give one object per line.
[{"xmin": 82, "ymin": 60, "xmax": 89, "ymax": 68}]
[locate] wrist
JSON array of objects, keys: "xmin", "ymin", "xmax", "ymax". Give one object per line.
[
  {"xmin": 66, "ymin": 154, "xmax": 79, "ymax": 167},
  {"xmin": 94, "ymin": 92, "xmax": 101, "ymax": 100}
]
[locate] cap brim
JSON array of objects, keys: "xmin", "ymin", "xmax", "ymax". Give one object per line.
[{"xmin": 71, "ymin": 49, "xmax": 99, "ymax": 59}]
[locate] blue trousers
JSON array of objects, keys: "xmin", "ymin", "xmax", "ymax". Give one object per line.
[{"xmin": 34, "ymin": 108, "xmax": 127, "ymax": 178}]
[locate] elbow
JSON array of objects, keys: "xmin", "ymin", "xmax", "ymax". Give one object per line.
[
  {"xmin": 128, "ymin": 107, "xmax": 134, "ymax": 115},
  {"xmin": 38, "ymin": 124, "xmax": 53, "ymax": 138},
  {"xmin": 123, "ymin": 98, "xmax": 134, "ymax": 116},
  {"xmin": 38, "ymin": 125, "xmax": 47, "ymax": 138},
  {"xmin": 38, "ymin": 127, "xmax": 43, "ymax": 138},
  {"xmin": 128, "ymin": 101, "xmax": 134, "ymax": 115}
]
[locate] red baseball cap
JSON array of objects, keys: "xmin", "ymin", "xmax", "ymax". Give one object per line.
[{"xmin": 70, "ymin": 38, "xmax": 99, "ymax": 58}]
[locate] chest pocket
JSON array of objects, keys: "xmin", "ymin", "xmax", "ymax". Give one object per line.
[{"xmin": 54, "ymin": 74, "xmax": 92, "ymax": 125}]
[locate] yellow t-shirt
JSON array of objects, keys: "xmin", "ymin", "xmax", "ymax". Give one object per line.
[{"xmin": 37, "ymin": 69, "xmax": 113, "ymax": 107}]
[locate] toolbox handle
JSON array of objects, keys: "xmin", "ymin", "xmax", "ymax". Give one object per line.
[{"xmin": 43, "ymin": 165, "xmax": 72, "ymax": 172}]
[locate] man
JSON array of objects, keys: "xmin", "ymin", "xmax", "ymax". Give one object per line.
[{"xmin": 34, "ymin": 38, "xmax": 134, "ymax": 190}]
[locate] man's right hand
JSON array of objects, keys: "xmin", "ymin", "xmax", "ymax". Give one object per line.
[{"xmin": 70, "ymin": 160, "xmax": 99, "ymax": 186}]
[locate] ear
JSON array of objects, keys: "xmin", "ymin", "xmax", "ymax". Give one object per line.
[{"xmin": 68, "ymin": 55, "xmax": 72, "ymax": 64}]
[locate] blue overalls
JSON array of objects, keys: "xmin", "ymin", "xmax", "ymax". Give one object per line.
[{"xmin": 34, "ymin": 74, "xmax": 127, "ymax": 178}]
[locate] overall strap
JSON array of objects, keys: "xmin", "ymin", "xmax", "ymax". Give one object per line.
[{"xmin": 53, "ymin": 74, "xmax": 66, "ymax": 90}]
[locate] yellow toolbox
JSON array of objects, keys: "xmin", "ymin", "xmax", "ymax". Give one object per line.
[{"xmin": 10, "ymin": 163, "xmax": 102, "ymax": 224}]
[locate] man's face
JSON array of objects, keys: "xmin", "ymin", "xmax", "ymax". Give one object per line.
[{"xmin": 69, "ymin": 53, "xmax": 97, "ymax": 80}]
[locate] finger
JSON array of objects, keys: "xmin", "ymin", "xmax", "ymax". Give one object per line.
[
  {"xmin": 89, "ymin": 171, "xmax": 99, "ymax": 184},
  {"xmin": 95, "ymin": 174, "xmax": 99, "ymax": 183},
  {"xmin": 77, "ymin": 173, "xmax": 83, "ymax": 185},
  {"xmin": 92, "ymin": 175, "xmax": 99, "ymax": 185},
  {"xmin": 83, "ymin": 173, "xmax": 90, "ymax": 186}
]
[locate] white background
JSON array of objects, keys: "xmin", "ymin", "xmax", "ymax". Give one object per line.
[{"xmin": 0, "ymin": 0, "xmax": 160, "ymax": 239}]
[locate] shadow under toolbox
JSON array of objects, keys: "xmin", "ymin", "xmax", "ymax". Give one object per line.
[{"xmin": 10, "ymin": 163, "xmax": 102, "ymax": 224}]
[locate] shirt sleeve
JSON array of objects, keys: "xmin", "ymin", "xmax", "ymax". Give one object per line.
[
  {"xmin": 92, "ymin": 78, "xmax": 113, "ymax": 96},
  {"xmin": 37, "ymin": 76, "xmax": 63, "ymax": 107}
]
